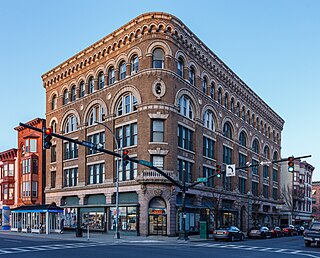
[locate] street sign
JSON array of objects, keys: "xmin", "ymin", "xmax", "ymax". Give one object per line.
[
  {"xmin": 226, "ymin": 164, "xmax": 236, "ymax": 177},
  {"xmin": 197, "ymin": 177, "xmax": 208, "ymax": 182},
  {"xmin": 139, "ymin": 159, "xmax": 153, "ymax": 167},
  {"xmin": 82, "ymin": 141, "xmax": 96, "ymax": 148}
]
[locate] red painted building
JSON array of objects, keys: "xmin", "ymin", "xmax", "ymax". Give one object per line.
[
  {"xmin": 312, "ymin": 181, "xmax": 320, "ymax": 221},
  {"xmin": 14, "ymin": 118, "xmax": 45, "ymax": 206}
]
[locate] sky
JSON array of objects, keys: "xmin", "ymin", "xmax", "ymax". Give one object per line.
[{"xmin": 0, "ymin": 0, "xmax": 319, "ymax": 178}]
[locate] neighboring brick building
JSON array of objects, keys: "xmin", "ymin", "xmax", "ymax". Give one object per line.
[
  {"xmin": 14, "ymin": 118, "xmax": 46, "ymax": 206},
  {"xmin": 42, "ymin": 12, "xmax": 284, "ymax": 236},
  {"xmin": 312, "ymin": 181, "xmax": 320, "ymax": 221},
  {"xmin": 281, "ymin": 160, "xmax": 314, "ymax": 226}
]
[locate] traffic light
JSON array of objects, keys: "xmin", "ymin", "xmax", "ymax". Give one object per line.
[
  {"xmin": 288, "ymin": 156, "xmax": 294, "ymax": 172},
  {"xmin": 43, "ymin": 128, "xmax": 53, "ymax": 150},
  {"xmin": 216, "ymin": 165, "xmax": 221, "ymax": 178},
  {"xmin": 122, "ymin": 149, "xmax": 129, "ymax": 167}
]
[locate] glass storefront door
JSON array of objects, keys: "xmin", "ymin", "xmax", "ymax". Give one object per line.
[{"xmin": 149, "ymin": 214, "xmax": 167, "ymax": 236}]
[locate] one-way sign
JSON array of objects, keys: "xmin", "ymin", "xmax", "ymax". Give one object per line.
[{"xmin": 226, "ymin": 164, "xmax": 236, "ymax": 177}]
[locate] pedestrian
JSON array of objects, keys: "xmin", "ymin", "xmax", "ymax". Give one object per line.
[{"xmin": 60, "ymin": 218, "xmax": 65, "ymax": 234}]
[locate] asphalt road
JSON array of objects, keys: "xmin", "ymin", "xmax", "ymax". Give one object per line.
[{"xmin": 0, "ymin": 234, "xmax": 320, "ymax": 258}]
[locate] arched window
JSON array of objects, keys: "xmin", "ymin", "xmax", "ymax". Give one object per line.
[
  {"xmin": 64, "ymin": 115, "xmax": 78, "ymax": 133},
  {"xmin": 230, "ymin": 98, "xmax": 234, "ymax": 113},
  {"xmin": 108, "ymin": 66, "xmax": 115, "ymax": 85},
  {"xmin": 264, "ymin": 145, "xmax": 270, "ymax": 159},
  {"xmin": 80, "ymin": 81, "xmax": 85, "ymax": 97},
  {"xmin": 256, "ymin": 117, "xmax": 259, "ymax": 130},
  {"xmin": 177, "ymin": 57, "xmax": 184, "ymax": 77},
  {"xmin": 218, "ymin": 88, "xmax": 222, "ymax": 104},
  {"xmin": 203, "ymin": 110, "xmax": 215, "ymax": 131},
  {"xmin": 51, "ymin": 94, "xmax": 57, "ymax": 110},
  {"xmin": 236, "ymin": 103, "xmax": 240, "ymax": 116},
  {"xmin": 239, "ymin": 131, "xmax": 247, "ymax": 147},
  {"xmin": 63, "ymin": 89, "xmax": 68, "ymax": 105},
  {"xmin": 71, "ymin": 85, "xmax": 76, "ymax": 101},
  {"xmin": 189, "ymin": 66, "xmax": 195, "ymax": 85},
  {"xmin": 210, "ymin": 82, "xmax": 215, "ymax": 99},
  {"xmin": 130, "ymin": 55, "xmax": 139, "ymax": 74},
  {"xmin": 273, "ymin": 151, "xmax": 278, "ymax": 161},
  {"xmin": 88, "ymin": 76, "xmax": 94, "ymax": 94},
  {"xmin": 152, "ymin": 48, "xmax": 164, "ymax": 68},
  {"xmin": 223, "ymin": 122, "xmax": 232, "ymax": 139},
  {"xmin": 116, "ymin": 93, "xmax": 138, "ymax": 116},
  {"xmin": 119, "ymin": 61, "xmax": 126, "ymax": 80},
  {"xmin": 251, "ymin": 114, "xmax": 255, "ymax": 127},
  {"xmin": 241, "ymin": 107, "xmax": 245, "ymax": 120},
  {"xmin": 88, "ymin": 104, "xmax": 104, "ymax": 126},
  {"xmin": 247, "ymin": 110, "xmax": 250, "ymax": 124},
  {"xmin": 260, "ymin": 121, "xmax": 263, "ymax": 132},
  {"xmin": 51, "ymin": 121, "xmax": 57, "ymax": 133},
  {"xmin": 252, "ymin": 139, "xmax": 260, "ymax": 154},
  {"xmin": 202, "ymin": 77, "xmax": 207, "ymax": 94},
  {"xmin": 178, "ymin": 95, "xmax": 193, "ymax": 120},
  {"xmin": 224, "ymin": 93, "xmax": 229, "ymax": 109},
  {"xmin": 98, "ymin": 72, "xmax": 104, "ymax": 89}
]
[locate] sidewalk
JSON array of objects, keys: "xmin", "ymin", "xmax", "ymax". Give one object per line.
[{"xmin": 0, "ymin": 230, "xmax": 214, "ymax": 243}]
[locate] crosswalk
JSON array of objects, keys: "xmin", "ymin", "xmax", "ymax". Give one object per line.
[
  {"xmin": 0, "ymin": 242, "xmax": 108, "ymax": 255},
  {"xmin": 193, "ymin": 243, "xmax": 320, "ymax": 258}
]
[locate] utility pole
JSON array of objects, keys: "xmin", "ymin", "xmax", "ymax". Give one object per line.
[{"xmin": 178, "ymin": 169, "xmax": 188, "ymax": 240}]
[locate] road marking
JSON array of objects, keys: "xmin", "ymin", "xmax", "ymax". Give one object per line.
[
  {"xmin": 3, "ymin": 239, "xmax": 22, "ymax": 243},
  {"xmin": 274, "ymin": 249, "xmax": 287, "ymax": 252}
]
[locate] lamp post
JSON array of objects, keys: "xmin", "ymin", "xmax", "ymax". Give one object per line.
[
  {"xmin": 247, "ymin": 191, "xmax": 251, "ymax": 231},
  {"xmin": 95, "ymin": 120, "xmax": 121, "ymax": 239}
]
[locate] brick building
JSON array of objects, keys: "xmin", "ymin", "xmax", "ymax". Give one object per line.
[
  {"xmin": 42, "ymin": 12, "xmax": 284, "ymax": 236},
  {"xmin": 312, "ymin": 181, "xmax": 320, "ymax": 221}
]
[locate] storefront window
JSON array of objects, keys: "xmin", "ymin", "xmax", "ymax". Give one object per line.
[
  {"xmin": 109, "ymin": 206, "xmax": 137, "ymax": 231},
  {"xmin": 64, "ymin": 208, "xmax": 77, "ymax": 228},
  {"xmin": 82, "ymin": 211, "xmax": 105, "ymax": 230}
]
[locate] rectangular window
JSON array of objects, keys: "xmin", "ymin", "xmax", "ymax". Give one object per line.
[
  {"xmin": 177, "ymin": 159, "xmax": 193, "ymax": 183},
  {"xmin": 223, "ymin": 175, "xmax": 232, "ymax": 191},
  {"xmin": 238, "ymin": 177, "xmax": 246, "ymax": 194},
  {"xmin": 22, "ymin": 159, "xmax": 31, "ymax": 174},
  {"xmin": 252, "ymin": 181, "xmax": 259, "ymax": 196},
  {"xmin": 8, "ymin": 164, "xmax": 14, "ymax": 176},
  {"xmin": 30, "ymin": 139, "xmax": 37, "ymax": 152},
  {"xmin": 64, "ymin": 168, "xmax": 78, "ymax": 187},
  {"xmin": 252, "ymin": 159, "xmax": 259, "ymax": 175},
  {"xmin": 223, "ymin": 146, "xmax": 232, "ymax": 164},
  {"xmin": 152, "ymin": 156, "xmax": 164, "ymax": 170},
  {"xmin": 203, "ymin": 166, "xmax": 214, "ymax": 187},
  {"xmin": 263, "ymin": 185, "xmax": 269, "ymax": 198},
  {"xmin": 51, "ymin": 145, "xmax": 57, "ymax": 162},
  {"xmin": 203, "ymin": 137, "xmax": 215, "ymax": 159},
  {"xmin": 51, "ymin": 171, "xmax": 56, "ymax": 188},
  {"xmin": 238, "ymin": 153, "xmax": 247, "ymax": 168},
  {"xmin": 118, "ymin": 159, "xmax": 137, "ymax": 181},
  {"xmin": 64, "ymin": 142, "xmax": 79, "ymax": 159},
  {"xmin": 273, "ymin": 168, "xmax": 278, "ymax": 182},
  {"xmin": 22, "ymin": 181, "xmax": 31, "ymax": 197},
  {"xmin": 273, "ymin": 188, "xmax": 277, "ymax": 200},
  {"xmin": 116, "ymin": 123, "xmax": 137, "ymax": 148},
  {"xmin": 32, "ymin": 158, "xmax": 38, "ymax": 174},
  {"xmin": 87, "ymin": 132, "xmax": 105, "ymax": 155},
  {"xmin": 87, "ymin": 164, "xmax": 104, "ymax": 185},
  {"xmin": 152, "ymin": 120, "xmax": 164, "ymax": 142},
  {"xmin": 178, "ymin": 125, "xmax": 194, "ymax": 151},
  {"xmin": 263, "ymin": 165, "xmax": 269, "ymax": 178},
  {"xmin": 32, "ymin": 181, "xmax": 38, "ymax": 197}
]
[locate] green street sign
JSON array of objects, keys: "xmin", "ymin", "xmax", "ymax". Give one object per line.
[
  {"xmin": 139, "ymin": 159, "xmax": 153, "ymax": 167},
  {"xmin": 197, "ymin": 177, "xmax": 208, "ymax": 182}
]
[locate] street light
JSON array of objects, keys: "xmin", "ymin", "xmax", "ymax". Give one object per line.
[
  {"xmin": 95, "ymin": 120, "xmax": 121, "ymax": 239},
  {"xmin": 247, "ymin": 191, "xmax": 251, "ymax": 231}
]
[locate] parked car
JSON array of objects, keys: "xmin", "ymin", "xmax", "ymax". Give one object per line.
[
  {"xmin": 304, "ymin": 222, "xmax": 320, "ymax": 247},
  {"xmin": 247, "ymin": 226, "xmax": 272, "ymax": 239},
  {"xmin": 270, "ymin": 226, "xmax": 284, "ymax": 238},
  {"xmin": 282, "ymin": 225, "xmax": 299, "ymax": 236},
  {"xmin": 213, "ymin": 226, "xmax": 245, "ymax": 242}
]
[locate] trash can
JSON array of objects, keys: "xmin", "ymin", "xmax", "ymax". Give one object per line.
[{"xmin": 76, "ymin": 227, "xmax": 83, "ymax": 237}]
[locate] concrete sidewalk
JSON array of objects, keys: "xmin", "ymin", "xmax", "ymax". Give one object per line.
[{"xmin": 0, "ymin": 230, "xmax": 214, "ymax": 243}]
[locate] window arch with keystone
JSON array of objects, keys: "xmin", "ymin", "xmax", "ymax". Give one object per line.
[
  {"xmin": 119, "ymin": 61, "xmax": 126, "ymax": 80},
  {"xmin": 98, "ymin": 71, "xmax": 104, "ymax": 89},
  {"xmin": 107, "ymin": 66, "xmax": 115, "ymax": 85},
  {"xmin": 71, "ymin": 85, "xmax": 76, "ymax": 101},
  {"xmin": 51, "ymin": 94, "xmax": 57, "ymax": 110},
  {"xmin": 63, "ymin": 115, "xmax": 78, "ymax": 133},
  {"xmin": 87, "ymin": 104, "xmax": 104, "ymax": 126},
  {"xmin": 177, "ymin": 56, "xmax": 184, "ymax": 77},
  {"xmin": 252, "ymin": 139, "xmax": 260, "ymax": 154},
  {"xmin": 203, "ymin": 110, "xmax": 215, "ymax": 131},
  {"xmin": 178, "ymin": 95, "xmax": 194, "ymax": 120},
  {"xmin": 152, "ymin": 48, "xmax": 164, "ymax": 68},
  {"xmin": 223, "ymin": 122, "xmax": 233, "ymax": 140},
  {"xmin": 130, "ymin": 55, "xmax": 139, "ymax": 74},
  {"xmin": 88, "ymin": 76, "xmax": 94, "ymax": 94},
  {"xmin": 239, "ymin": 131, "xmax": 247, "ymax": 147},
  {"xmin": 63, "ymin": 89, "xmax": 68, "ymax": 105}
]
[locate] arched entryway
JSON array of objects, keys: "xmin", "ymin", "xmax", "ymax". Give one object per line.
[{"xmin": 148, "ymin": 197, "xmax": 167, "ymax": 236}]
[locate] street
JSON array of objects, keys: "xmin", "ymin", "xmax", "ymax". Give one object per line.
[{"xmin": 0, "ymin": 234, "xmax": 320, "ymax": 258}]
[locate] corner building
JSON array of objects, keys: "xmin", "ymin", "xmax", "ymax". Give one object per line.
[{"xmin": 42, "ymin": 12, "xmax": 284, "ymax": 236}]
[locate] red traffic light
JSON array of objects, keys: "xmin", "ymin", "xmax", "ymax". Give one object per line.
[
  {"xmin": 123, "ymin": 149, "xmax": 129, "ymax": 155},
  {"xmin": 45, "ymin": 128, "xmax": 52, "ymax": 135}
]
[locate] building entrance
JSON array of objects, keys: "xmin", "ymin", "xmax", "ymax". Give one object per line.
[{"xmin": 149, "ymin": 214, "xmax": 167, "ymax": 235}]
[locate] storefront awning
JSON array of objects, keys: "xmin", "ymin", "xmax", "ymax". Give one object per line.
[{"xmin": 11, "ymin": 204, "xmax": 64, "ymax": 213}]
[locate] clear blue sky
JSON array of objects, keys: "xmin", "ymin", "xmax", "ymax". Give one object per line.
[{"xmin": 0, "ymin": 0, "xmax": 319, "ymax": 178}]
